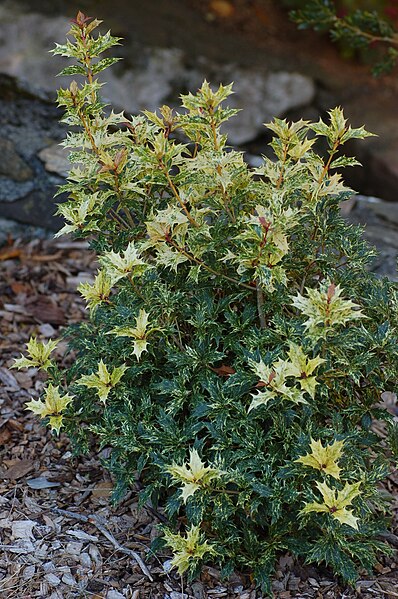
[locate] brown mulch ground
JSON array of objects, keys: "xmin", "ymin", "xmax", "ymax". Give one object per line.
[{"xmin": 0, "ymin": 234, "xmax": 398, "ymax": 599}]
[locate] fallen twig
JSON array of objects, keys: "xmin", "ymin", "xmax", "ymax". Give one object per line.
[{"xmin": 48, "ymin": 506, "xmax": 154, "ymax": 582}]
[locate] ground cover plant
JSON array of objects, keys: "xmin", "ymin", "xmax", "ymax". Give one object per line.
[{"xmin": 14, "ymin": 11, "xmax": 398, "ymax": 593}]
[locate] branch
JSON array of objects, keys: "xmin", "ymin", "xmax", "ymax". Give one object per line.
[{"xmin": 256, "ymin": 282, "xmax": 266, "ymax": 329}]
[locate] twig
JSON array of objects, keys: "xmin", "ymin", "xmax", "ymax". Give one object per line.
[
  {"xmin": 368, "ymin": 586, "xmax": 398, "ymax": 598},
  {"xmin": 49, "ymin": 506, "xmax": 153, "ymax": 582},
  {"xmin": 256, "ymin": 282, "xmax": 266, "ymax": 329}
]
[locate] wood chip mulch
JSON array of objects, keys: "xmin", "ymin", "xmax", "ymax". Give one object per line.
[{"xmin": 0, "ymin": 235, "xmax": 397, "ymax": 599}]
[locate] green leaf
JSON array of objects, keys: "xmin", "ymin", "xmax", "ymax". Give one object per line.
[
  {"xmin": 91, "ymin": 57, "xmax": 122, "ymax": 74},
  {"xmin": 57, "ymin": 64, "xmax": 87, "ymax": 76}
]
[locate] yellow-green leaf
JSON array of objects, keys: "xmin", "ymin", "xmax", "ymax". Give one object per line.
[
  {"xmin": 296, "ymin": 438, "xmax": 344, "ymax": 479},
  {"xmin": 77, "ymin": 360, "xmax": 127, "ymax": 402},
  {"xmin": 162, "ymin": 524, "xmax": 216, "ymax": 575},
  {"xmin": 26, "ymin": 384, "xmax": 73, "ymax": 434},
  {"xmin": 301, "ymin": 480, "xmax": 361, "ymax": 530},
  {"xmin": 78, "ymin": 270, "xmax": 114, "ymax": 313},
  {"xmin": 166, "ymin": 448, "xmax": 222, "ymax": 503},
  {"xmin": 12, "ymin": 338, "xmax": 58, "ymax": 372}
]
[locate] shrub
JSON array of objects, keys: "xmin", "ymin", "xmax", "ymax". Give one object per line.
[{"xmin": 15, "ymin": 11, "xmax": 398, "ymax": 592}]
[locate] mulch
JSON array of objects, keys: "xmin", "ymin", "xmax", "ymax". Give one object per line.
[{"xmin": 0, "ymin": 234, "xmax": 397, "ymax": 599}]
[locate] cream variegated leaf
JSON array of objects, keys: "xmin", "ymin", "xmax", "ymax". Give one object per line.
[
  {"xmin": 249, "ymin": 357, "xmax": 307, "ymax": 412},
  {"xmin": 301, "ymin": 480, "xmax": 361, "ymax": 529},
  {"xmin": 275, "ymin": 344, "xmax": 325, "ymax": 398},
  {"xmin": 77, "ymin": 360, "xmax": 127, "ymax": 402},
  {"xmin": 162, "ymin": 524, "xmax": 216, "ymax": 575},
  {"xmin": 78, "ymin": 270, "xmax": 114, "ymax": 313},
  {"xmin": 108, "ymin": 310, "xmax": 158, "ymax": 361},
  {"xmin": 26, "ymin": 384, "xmax": 74, "ymax": 434},
  {"xmin": 13, "ymin": 338, "xmax": 58, "ymax": 372},
  {"xmin": 100, "ymin": 241, "xmax": 150, "ymax": 282},
  {"xmin": 292, "ymin": 282, "xmax": 365, "ymax": 339},
  {"xmin": 296, "ymin": 438, "xmax": 344, "ymax": 479},
  {"xmin": 166, "ymin": 448, "xmax": 223, "ymax": 502}
]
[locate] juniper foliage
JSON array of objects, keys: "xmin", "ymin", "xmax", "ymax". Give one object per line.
[
  {"xmin": 15, "ymin": 12, "xmax": 398, "ymax": 592},
  {"xmin": 290, "ymin": 0, "xmax": 398, "ymax": 74}
]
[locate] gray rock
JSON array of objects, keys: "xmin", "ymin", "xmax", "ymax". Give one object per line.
[
  {"xmin": 0, "ymin": 139, "xmax": 33, "ymax": 181},
  {"xmin": 0, "ymin": 71, "xmax": 65, "ymax": 229},
  {"xmin": 344, "ymin": 195, "xmax": 398, "ymax": 281},
  {"xmin": 38, "ymin": 143, "xmax": 70, "ymax": 178},
  {"xmin": 105, "ymin": 58, "xmax": 315, "ymax": 145},
  {"xmin": 244, "ymin": 153, "xmax": 264, "ymax": 168},
  {"xmin": 357, "ymin": 195, "xmax": 398, "ymax": 226},
  {"xmin": 218, "ymin": 69, "xmax": 315, "ymax": 144},
  {"xmin": 0, "ymin": 189, "xmax": 64, "ymax": 230},
  {"xmin": 0, "ymin": 4, "xmax": 316, "ymax": 146},
  {"xmin": 104, "ymin": 47, "xmax": 188, "ymax": 113},
  {"xmin": 0, "ymin": 4, "xmax": 68, "ymax": 97},
  {"xmin": 0, "ymin": 217, "xmax": 50, "ymax": 245},
  {"xmin": 0, "ymin": 178, "xmax": 35, "ymax": 202}
]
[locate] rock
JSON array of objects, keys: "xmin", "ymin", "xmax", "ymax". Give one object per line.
[
  {"xmin": 0, "ymin": 72, "xmax": 65, "ymax": 230},
  {"xmin": 0, "ymin": 5, "xmax": 316, "ymax": 146},
  {"xmin": 244, "ymin": 153, "xmax": 263, "ymax": 168},
  {"xmin": 0, "ymin": 5, "xmax": 69, "ymax": 96},
  {"xmin": 219, "ymin": 70, "xmax": 315, "ymax": 144},
  {"xmin": 0, "ymin": 191, "xmax": 64, "ymax": 230},
  {"xmin": 359, "ymin": 196, "xmax": 398, "ymax": 226},
  {"xmin": 0, "ymin": 179, "xmax": 35, "ymax": 203},
  {"xmin": 0, "ymin": 217, "xmax": 51, "ymax": 246},
  {"xmin": 339, "ymin": 95, "xmax": 398, "ymax": 204},
  {"xmin": 104, "ymin": 47, "xmax": 188, "ymax": 114},
  {"xmin": 0, "ymin": 0, "xmax": 396, "ymax": 245},
  {"xmin": 344, "ymin": 195, "xmax": 398, "ymax": 281},
  {"xmin": 104, "ymin": 57, "xmax": 315, "ymax": 145},
  {"xmin": 0, "ymin": 139, "xmax": 33, "ymax": 181},
  {"xmin": 38, "ymin": 143, "xmax": 71, "ymax": 178}
]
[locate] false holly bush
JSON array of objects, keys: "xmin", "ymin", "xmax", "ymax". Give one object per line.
[{"xmin": 15, "ymin": 12, "xmax": 398, "ymax": 592}]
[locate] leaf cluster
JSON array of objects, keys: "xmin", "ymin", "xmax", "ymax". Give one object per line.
[
  {"xmin": 15, "ymin": 13, "xmax": 398, "ymax": 593},
  {"xmin": 290, "ymin": 0, "xmax": 398, "ymax": 74}
]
